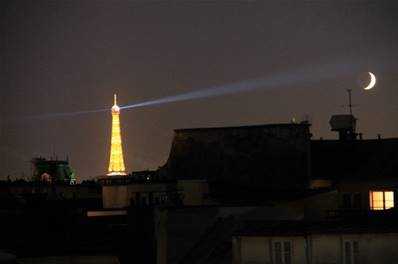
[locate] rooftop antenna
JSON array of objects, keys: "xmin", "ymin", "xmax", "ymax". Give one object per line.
[
  {"xmin": 331, "ymin": 89, "xmax": 358, "ymax": 141},
  {"xmin": 342, "ymin": 89, "xmax": 357, "ymax": 115},
  {"xmin": 347, "ymin": 89, "xmax": 353, "ymax": 115}
]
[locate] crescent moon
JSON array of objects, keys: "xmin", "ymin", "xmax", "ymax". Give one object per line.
[{"xmin": 364, "ymin": 72, "xmax": 376, "ymax": 90}]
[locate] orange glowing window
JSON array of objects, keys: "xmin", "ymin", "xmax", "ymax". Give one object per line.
[{"xmin": 369, "ymin": 191, "xmax": 394, "ymax": 210}]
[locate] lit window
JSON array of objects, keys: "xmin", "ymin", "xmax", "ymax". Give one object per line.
[
  {"xmin": 343, "ymin": 241, "xmax": 359, "ymax": 264},
  {"xmin": 369, "ymin": 191, "xmax": 394, "ymax": 210},
  {"xmin": 272, "ymin": 240, "xmax": 292, "ymax": 264}
]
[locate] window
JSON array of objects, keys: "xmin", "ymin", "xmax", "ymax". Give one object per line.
[
  {"xmin": 343, "ymin": 241, "xmax": 359, "ymax": 264},
  {"xmin": 342, "ymin": 194, "xmax": 351, "ymax": 208},
  {"xmin": 342, "ymin": 193, "xmax": 361, "ymax": 209},
  {"xmin": 369, "ymin": 191, "xmax": 394, "ymax": 210},
  {"xmin": 272, "ymin": 240, "xmax": 292, "ymax": 264},
  {"xmin": 353, "ymin": 194, "xmax": 361, "ymax": 208}
]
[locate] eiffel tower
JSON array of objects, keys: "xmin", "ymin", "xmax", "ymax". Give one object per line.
[{"xmin": 107, "ymin": 94, "xmax": 127, "ymax": 176}]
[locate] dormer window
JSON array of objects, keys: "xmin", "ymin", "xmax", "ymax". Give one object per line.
[{"xmin": 369, "ymin": 191, "xmax": 394, "ymax": 210}]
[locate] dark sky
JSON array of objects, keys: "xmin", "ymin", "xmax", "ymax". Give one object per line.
[{"xmin": 1, "ymin": 0, "xmax": 398, "ymax": 181}]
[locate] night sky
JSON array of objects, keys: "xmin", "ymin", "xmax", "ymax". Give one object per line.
[{"xmin": 1, "ymin": 0, "xmax": 398, "ymax": 181}]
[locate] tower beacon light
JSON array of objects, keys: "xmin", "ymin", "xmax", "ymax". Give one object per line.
[{"xmin": 107, "ymin": 94, "xmax": 127, "ymax": 176}]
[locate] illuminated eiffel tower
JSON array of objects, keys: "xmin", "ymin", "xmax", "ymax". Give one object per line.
[{"xmin": 107, "ymin": 94, "xmax": 127, "ymax": 176}]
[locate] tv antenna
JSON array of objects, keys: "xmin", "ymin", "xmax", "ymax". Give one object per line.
[{"xmin": 343, "ymin": 89, "xmax": 357, "ymax": 115}]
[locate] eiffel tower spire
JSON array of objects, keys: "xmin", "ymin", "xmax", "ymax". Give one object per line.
[{"xmin": 107, "ymin": 94, "xmax": 127, "ymax": 176}]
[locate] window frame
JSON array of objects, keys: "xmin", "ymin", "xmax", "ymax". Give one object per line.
[
  {"xmin": 271, "ymin": 239, "xmax": 293, "ymax": 264},
  {"xmin": 342, "ymin": 240, "xmax": 359, "ymax": 264},
  {"xmin": 369, "ymin": 190, "xmax": 394, "ymax": 210}
]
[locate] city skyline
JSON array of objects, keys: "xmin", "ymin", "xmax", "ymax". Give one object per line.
[{"xmin": 1, "ymin": 0, "xmax": 398, "ymax": 180}]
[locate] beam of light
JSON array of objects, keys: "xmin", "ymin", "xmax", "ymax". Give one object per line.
[
  {"xmin": 120, "ymin": 61, "xmax": 362, "ymax": 110},
  {"xmin": 22, "ymin": 52, "xmax": 396, "ymax": 119},
  {"xmin": 23, "ymin": 108, "xmax": 109, "ymax": 120}
]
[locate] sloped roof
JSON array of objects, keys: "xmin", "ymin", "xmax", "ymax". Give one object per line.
[
  {"xmin": 163, "ymin": 123, "xmax": 312, "ymax": 195},
  {"xmin": 235, "ymin": 211, "xmax": 398, "ymax": 236}
]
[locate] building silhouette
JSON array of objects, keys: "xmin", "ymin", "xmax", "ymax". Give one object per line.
[
  {"xmin": 1, "ymin": 111, "xmax": 398, "ymax": 264},
  {"xmin": 32, "ymin": 157, "xmax": 76, "ymax": 184}
]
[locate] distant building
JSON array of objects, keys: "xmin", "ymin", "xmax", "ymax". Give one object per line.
[
  {"xmin": 98, "ymin": 172, "xmax": 181, "ymax": 209},
  {"xmin": 32, "ymin": 157, "xmax": 76, "ymax": 184},
  {"xmin": 0, "ymin": 157, "xmax": 101, "ymax": 207}
]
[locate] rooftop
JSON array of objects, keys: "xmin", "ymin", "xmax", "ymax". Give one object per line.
[{"xmin": 235, "ymin": 211, "xmax": 398, "ymax": 236}]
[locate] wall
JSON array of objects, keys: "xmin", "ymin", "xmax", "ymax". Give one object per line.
[
  {"xmin": 310, "ymin": 234, "xmax": 341, "ymax": 264},
  {"xmin": 237, "ymin": 236, "xmax": 306, "ymax": 264},
  {"xmin": 102, "ymin": 182, "xmax": 177, "ymax": 209},
  {"xmin": 239, "ymin": 236, "xmax": 269, "ymax": 264},
  {"xmin": 178, "ymin": 180, "xmax": 209, "ymax": 206},
  {"xmin": 235, "ymin": 233, "xmax": 398, "ymax": 264},
  {"xmin": 359, "ymin": 233, "xmax": 398, "ymax": 264},
  {"xmin": 304, "ymin": 190, "xmax": 339, "ymax": 220},
  {"xmin": 102, "ymin": 185, "xmax": 128, "ymax": 209}
]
